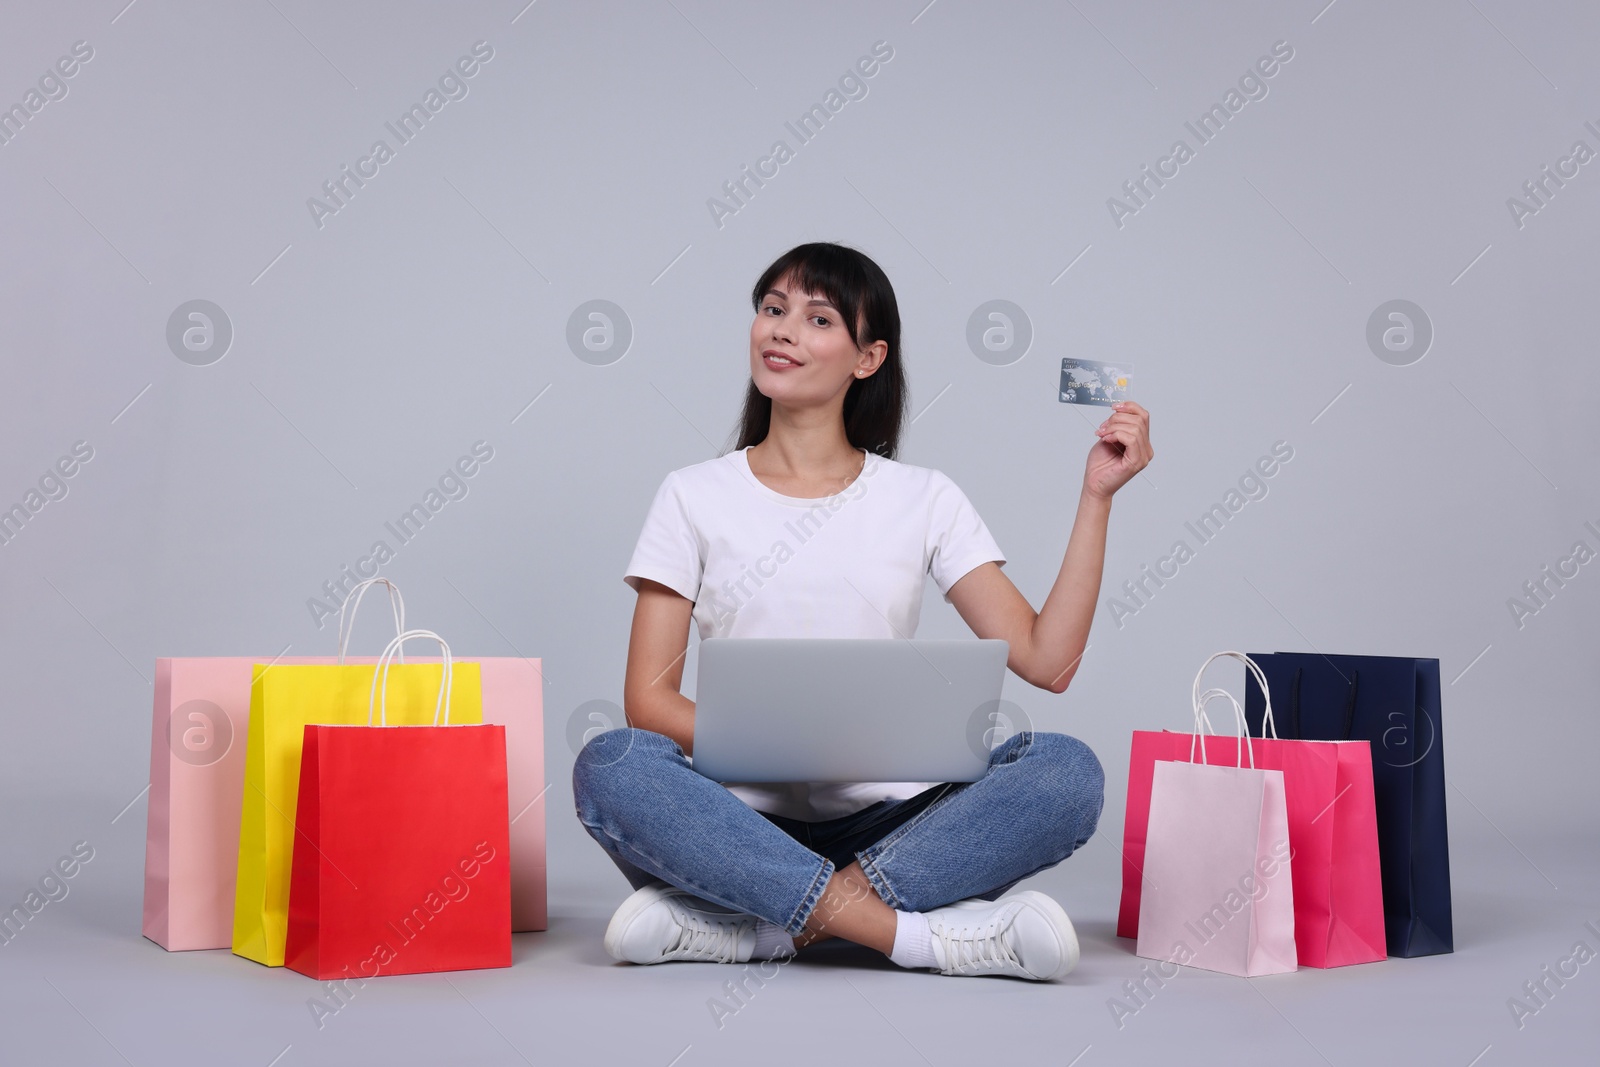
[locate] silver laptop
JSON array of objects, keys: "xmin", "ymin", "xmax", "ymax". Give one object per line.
[{"xmin": 691, "ymin": 638, "xmax": 1010, "ymax": 783}]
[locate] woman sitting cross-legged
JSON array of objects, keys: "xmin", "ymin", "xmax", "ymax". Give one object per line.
[{"xmin": 574, "ymin": 241, "xmax": 1154, "ymax": 981}]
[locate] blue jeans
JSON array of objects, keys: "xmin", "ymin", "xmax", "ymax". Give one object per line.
[{"xmin": 572, "ymin": 728, "xmax": 1105, "ymax": 938}]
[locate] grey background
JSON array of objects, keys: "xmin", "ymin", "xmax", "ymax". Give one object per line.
[{"xmin": 1, "ymin": 1, "xmax": 1596, "ymax": 1064}]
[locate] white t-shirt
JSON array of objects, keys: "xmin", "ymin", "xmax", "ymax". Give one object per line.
[{"xmin": 623, "ymin": 445, "xmax": 1006, "ymax": 821}]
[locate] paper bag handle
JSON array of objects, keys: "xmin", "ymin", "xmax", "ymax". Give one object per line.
[
  {"xmin": 367, "ymin": 629, "xmax": 453, "ymax": 726},
  {"xmin": 1287, "ymin": 665, "xmax": 1360, "ymax": 740},
  {"xmin": 338, "ymin": 578, "xmax": 406, "ymax": 664},
  {"xmin": 1192, "ymin": 650, "xmax": 1278, "ymax": 741},
  {"xmin": 1190, "ymin": 687, "xmax": 1255, "ymax": 768}
]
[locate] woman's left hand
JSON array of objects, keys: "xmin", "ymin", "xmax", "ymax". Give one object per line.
[{"xmin": 1084, "ymin": 401, "xmax": 1153, "ymax": 501}]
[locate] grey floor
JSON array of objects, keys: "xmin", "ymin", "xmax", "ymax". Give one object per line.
[{"xmin": 3, "ymin": 792, "xmax": 1596, "ymax": 1067}]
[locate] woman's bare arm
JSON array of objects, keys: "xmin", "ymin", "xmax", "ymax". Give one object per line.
[
  {"xmin": 946, "ymin": 489, "xmax": 1110, "ymax": 694},
  {"xmin": 947, "ymin": 401, "xmax": 1152, "ymax": 694},
  {"xmin": 622, "ymin": 578, "xmax": 698, "ymax": 753}
]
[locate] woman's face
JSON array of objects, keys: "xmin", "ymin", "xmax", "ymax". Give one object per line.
[{"xmin": 748, "ymin": 273, "xmax": 879, "ymax": 406}]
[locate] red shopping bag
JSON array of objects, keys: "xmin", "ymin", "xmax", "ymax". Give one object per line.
[
  {"xmin": 1118, "ymin": 652, "xmax": 1387, "ymax": 969},
  {"xmin": 284, "ymin": 631, "xmax": 511, "ymax": 980}
]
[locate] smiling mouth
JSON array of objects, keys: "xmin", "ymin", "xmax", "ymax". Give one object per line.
[{"xmin": 763, "ymin": 352, "xmax": 800, "ymax": 367}]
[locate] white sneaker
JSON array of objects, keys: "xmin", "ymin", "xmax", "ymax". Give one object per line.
[
  {"xmin": 923, "ymin": 890, "xmax": 1080, "ymax": 980},
  {"xmin": 603, "ymin": 884, "xmax": 758, "ymax": 965}
]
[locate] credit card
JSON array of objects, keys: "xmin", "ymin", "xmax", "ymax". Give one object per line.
[{"xmin": 1060, "ymin": 358, "xmax": 1132, "ymax": 407}]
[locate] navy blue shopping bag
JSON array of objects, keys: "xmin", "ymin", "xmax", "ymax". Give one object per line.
[{"xmin": 1242, "ymin": 652, "xmax": 1453, "ymax": 958}]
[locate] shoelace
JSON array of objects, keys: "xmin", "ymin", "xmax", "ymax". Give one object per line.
[
  {"xmin": 931, "ymin": 911, "xmax": 1024, "ymax": 974},
  {"xmin": 667, "ymin": 908, "xmax": 745, "ymax": 962}
]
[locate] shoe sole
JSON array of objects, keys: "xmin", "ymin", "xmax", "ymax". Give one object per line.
[{"xmin": 603, "ymin": 884, "xmax": 674, "ymax": 963}]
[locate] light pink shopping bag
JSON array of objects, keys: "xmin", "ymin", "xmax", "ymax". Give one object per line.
[
  {"xmin": 143, "ymin": 580, "xmax": 547, "ymax": 950},
  {"xmin": 143, "ymin": 656, "xmax": 253, "ymax": 950},
  {"xmin": 143, "ymin": 655, "xmax": 548, "ymax": 949},
  {"xmin": 478, "ymin": 656, "xmax": 547, "ymax": 932},
  {"xmin": 1134, "ymin": 678, "xmax": 1297, "ymax": 977}
]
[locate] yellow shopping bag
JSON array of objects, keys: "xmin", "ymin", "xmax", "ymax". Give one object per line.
[{"xmin": 230, "ymin": 648, "xmax": 483, "ymax": 966}]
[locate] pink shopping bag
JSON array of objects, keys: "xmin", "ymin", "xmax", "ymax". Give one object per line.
[
  {"xmin": 145, "ymin": 579, "xmax": 410, "ymax": 951},
  {"xmin": 142, "ymin": 580, "xmax": 547, "ymax": 950},
  {"xmin": 143, "ymin": 655, "xmax": 255, "ymax": 950}
]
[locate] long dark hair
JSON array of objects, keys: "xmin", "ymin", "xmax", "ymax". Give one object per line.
[{"xmin": 726, "ymin": 242, "xmax": 907, "ymax": 459}]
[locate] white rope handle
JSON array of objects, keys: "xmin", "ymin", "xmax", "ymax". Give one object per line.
[
  {"xmin": 1190, "ymin": 687, "xmax": 1254, "ymax": 768},
  {"xmin": 1191, "ymin": 650, "xmax": 1278, "ymax": 741},
  {"xmin": 366, "ymin": 629, "xmax": 453, "ymax": 727},
  {"xmin": 1189, "ymin": 691, "xmax": 1221, "ymax": 765},
  {"xmin": 338, "ymin": 578, "xmax": 406, "ymax": 664}
]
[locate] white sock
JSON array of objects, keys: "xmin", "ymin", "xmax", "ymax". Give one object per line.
[
  {"xmin": 752, "ymin": 920, "xmax": 796, "ymax": 960},
  {"xmin": 888, "ymin": 910, "xmax": 938, "ymax": 970}
]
